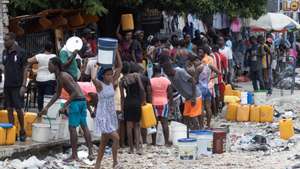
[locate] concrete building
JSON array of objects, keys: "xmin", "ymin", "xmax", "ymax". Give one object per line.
[{"xmin": 0, "ymin": 0, "xmax": 9, "ymax": 53}]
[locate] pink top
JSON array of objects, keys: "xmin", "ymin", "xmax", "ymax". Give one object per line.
[{"xmin": 150, "ymin": 76, "xmax": 171, "ymax": 106}]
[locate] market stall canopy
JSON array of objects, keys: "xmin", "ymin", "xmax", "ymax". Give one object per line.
[{"xmin": 250, "ymin": 13, "xmax": 300, "ymax": 32}]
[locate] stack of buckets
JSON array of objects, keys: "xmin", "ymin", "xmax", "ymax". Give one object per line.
[
  {"xmin": 172, "ymin": 122, "xmax": 228, "ymax": 160},
  {"xmin": 224, "ymin": 84, "xmax": 295, "ymax": 140}
]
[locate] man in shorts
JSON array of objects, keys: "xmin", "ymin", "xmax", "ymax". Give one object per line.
[
  {"xmin": 2, "ymin": 32, "xmax": 27, "ymax": 141},
  {"xmin": 40, "ymin": 57, "xmax": 93, "ymax": 162}
]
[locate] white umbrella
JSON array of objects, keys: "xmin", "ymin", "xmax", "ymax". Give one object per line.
[{"xmin": 250, "ymin": 12, "xmax": 300, "ymax": 32}]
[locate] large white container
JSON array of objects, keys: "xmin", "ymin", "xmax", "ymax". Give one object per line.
[
  {"xmin": 44, "ymin": 96, "xmax": 66, "ymax": 119},
  {"xmin": 32, "ymin": 123, "xmax": 51, "ymax": 142},
  {"xmin": 169, "ymin": 121, "xmax": 187, "ymax": 146},
  {"xmin": 190, "ymin": 130, "xmax": 213, "ymax": 159},
  {"xmin": 42, "ymin": 116, "xmax": 65, "ymax": 140},
  {"xmin": 241, "ymin": 92, "xmax": 248, "ymax": 105},
  {"xmin": 177, "ymin": 138, "xmax": 197, "ymax": 160},
  {"xmin": 254, "ymin": 91, "xmax": 267, "ymax": 105}
]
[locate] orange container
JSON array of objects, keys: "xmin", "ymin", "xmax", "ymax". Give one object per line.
[
  {"xmin": 24, "ymin": 112, "xmax": 38, "ymax": 137},
  {"xmin": 236, "ymin": 105, "xmax": 250, "ymax": 122},
  {"xmin": 226, "ymin": 103, "xmax": 239, "ymax": 121},
  {"xmin": 183, "ymin": 98, "xmax": 202, "ymax": 117},
  {"xmin": 260, "ymin": 105, "xmax": 274, "ymax": 122},
  {"xmin": 0, "ymin": 127, "xmax": 6, "ymax": 145},
  {"xmin": 250, "ymin": 105, "xmax": 260, "ymax": 122},
  {"xmin": 121, "ymin": 14, "xmax": 134, "ymax": 31},
  {"xmin": 279, "ymin": 119, "xmax": 294, "ymax": 140},
  {"xmin": 5, "ymin": 126, "xmax": 16, "ymax": 145},
  {"xmin": 0, "ymin": 110, "xmax": 19, "ymax": 136}
]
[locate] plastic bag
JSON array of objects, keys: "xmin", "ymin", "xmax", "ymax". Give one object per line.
[{"xmin": 156, "ymin": 122, "xmax": 165, "ymax": 146}]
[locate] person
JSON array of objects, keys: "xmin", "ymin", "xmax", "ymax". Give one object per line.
[
  {"xmin": 192, "ymin": 49, "xmax": 221, "ymax": 128},
  {"xmin": 120, "ymin": 62, "xmax": 146, "ymax": 154},
  {"xmin": 184, "ymin": 34, "xmax": 194, "ymax": 52},
  {"xmin": 212, "ymin": 45, "xmax": 228, "ymax": 113},
  {"xmin": 258, "ymin": 36, "xmax": 271, "ymax": 94},
  {"xmin": 92, "ymin": 50, "xmax": 122, "ymax": 169},
  {"xmin": 150, "ymin": 65, "xmax": 173, "ymax": 146},
  {"xmin": 131, "ymin": 31, "xmax": 144, "ymax": 65},
  {"xmin": 40, "ymin": 57, "xmax": 93, "ymax": 162},
  {"xmin": 246, "ymin": 36, "xmax": 265, "ymax": 91},
  {"xmin": 2, "ymin": 32, "xmax": 27, "ymax": 141},
  {"xmin": 59, "ymin": 43, "xmax": 80, "ymax": 81},
  {"xmin": 218, "ymin": 36, "xmax": 233, "ymax": 85},
  {"xmin": 25, "ymin": 42, "xmax": 56, "ymax": 112},
  {"xmin": 159, "ymin": 54, "xmax": 201, "ymax": 130},
  {"xmin": 117, "ymin": 25, "xmax": 133, "ymax": 62},
  {"xmin": 192, "ymin": 30, "xmax": 202, "ymax": 46}
]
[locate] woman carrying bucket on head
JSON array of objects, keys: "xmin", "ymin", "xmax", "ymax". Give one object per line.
[{"xmin": 92, "ymin": 50, "xmax": 122, "ymax": 169}]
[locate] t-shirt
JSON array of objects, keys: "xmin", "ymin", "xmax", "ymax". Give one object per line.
[
  {"xmin": 150, "ymin": 76, "xmax": 171, "ymax": 106},
  {"xmin": 2, "ymin": 45, "xmax": 27, "ymax": 88},
  {"xmin": 84, "ymin": 57, "xmax": 97, "ymax": 76},
  {"xmin": 59, "ymin": 47, "xmax": 80, "ymax": 80},
  {"xmin": 168, "ymin": 67, "xmax": 200, "ymax": 100},
  {"xmin": 35, "ymin": 53, "xmax": 56, "ymax": 82},
  {"xmin": 219, "ymin": 46, "xmax": 233, "ymax": 60}
]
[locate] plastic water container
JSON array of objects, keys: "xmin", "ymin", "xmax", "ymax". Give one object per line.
[
  {"xmin": 232, "ymin": 90, "xmax": 241, "ymax": 98},
  {"xmin": 141, "ymin": 103, "xmax": 157, "ymax": 128},
  {"xmin": 0, "ymin": 127, "xmax": 6, "ymax": 145},
  {"xmin": 156, "ymin": 122, "xmax": 165, "ymax": 146},
  {"xmin": 254, "ymin": 91, "xmax": 267, "ymax": 105},
  {"xmin": 24, "ymin": 112, "xmax": 37, "ymax": 137},
  {"xmin": 224, "ymin": 96, "xmax": 240, "ymax": 103},
  {"xmin": 32, "ymin": 123, "xmax": 51, "ymax": 142},
  {"xmin": 247, "ymin": 92, "xmax": 254, "ymax": 104},
  {"xmin": 241, "ymin": 92, "xmax": 248, "ymax": 104},
  {"xmin": 280, "ymin": 118, "xmax": 294, "ymax": 140},
  {"xmin": 224, "ymin": 84, "xmax": 233, "ymax": 96},
  {"xmin": 121, "ymin": 14, "xmax": 134, "ymax": 31},
  {"xmin": 44, "ymin": 97, "xmax": 66, "ymax": 119},
  {"xmin": 169, "ymin": 121, "xmax": 187, "ymax": 145},
  {"xmin": 260, "ymin": 105, "xmax": 274, "ymax": 122},
  {"xmin": 177, "ymin": 138, "xmax": 197, "ymax": 160},
  {"xmin": 98, "ymin": 38, "xmax": 118, "ymax": 67},
  {"xmin": 237, "ymin": 105, "xmax": 250, "ymax": 122},
  {"xmin": 250, "ymin": 105, "xmax": 260, "ymax": 122},
  {"xmin": 5, "ymin": 126, "xmax": 16, "ymax": 145},
  {"xmin": 226, "ymin": 103, "xmax": 239, "ymax": 121},
  {"xmin": 190, "ymin": 130, "xmax": 213, "ymax": 158}
]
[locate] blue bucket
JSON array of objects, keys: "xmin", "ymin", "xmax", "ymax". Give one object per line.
[{"xmin": 97, "ymin": 38, "xmax": 118, "ymax": 67}]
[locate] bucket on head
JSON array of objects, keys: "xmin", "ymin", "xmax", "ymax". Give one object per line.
[
  {"xmin": 97, "ymin": 38, "xmax": 118, "ymax": 67},
  {"xmin": 32, "ymin": 123, "xmax": 51, "ymax": 143},
  {"xmin": 121, "ymin": 14, "xmax": 134, "ymax": 31},
  {"xmin": 190, "ymin": 130, "xmax": 213, "ymax": 159},
  {"xmin": 177, "ymin": 138, "xmax": 197, "ymax": 160},
  {"xmin": 212, "ymin": 129, "xmax": 227, "ymax": 154}
]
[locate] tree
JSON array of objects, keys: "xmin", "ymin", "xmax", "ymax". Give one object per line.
[{"xmin": 8, "ymin": 0, "xmax": 268, "ymax": 19}]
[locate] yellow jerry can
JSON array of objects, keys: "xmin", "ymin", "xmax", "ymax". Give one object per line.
[
  {"xmin": 226, "ymin": 103, "xmax": 239, "ymax": 121},
  {"xmin": 260, "ymin": 105, "xmax": 274, "ymax": 122},
  {"xmin": 0, "ymin": 127, "xmax": 6, "ymax": 145},
  {"xmin": 141, "ymin": 103, "xmax": 157, "ymax": 128},
  {"xmin": 250, "ymin": 105, "xmax": 260, "ymax": 122},
  {"xmin": 279, "ymin": 119, "xmax": 294, "ymax": 140},
  {"xmin": 6, "ymin": 126, "xmax": 16, "ymax": 145},
  {"xmin": 236, "ymin": 105, "xmax": 250, "ymax": 122},
  {"xmin": 24, "ymin": 112, "xmax": 38, "ymax": 137}
]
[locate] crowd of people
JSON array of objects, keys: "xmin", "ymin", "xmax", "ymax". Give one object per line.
[{"xmin": 1, "ymin": 24, "xmax": 299, "ymax": 168}]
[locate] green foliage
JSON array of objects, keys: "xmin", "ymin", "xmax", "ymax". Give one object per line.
[{"xmin": 8, "ymin": 0, "xmax": 268, "ymax": 19}]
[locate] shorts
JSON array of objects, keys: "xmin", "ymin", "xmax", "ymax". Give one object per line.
[
  {"xmin": 4, "ymin": 87, "xmax": 24, "ymax": 109},
  {"xmin": 154, "ymin": 104, "xmax": 169, "ymax": 118},
  {"xmin": 200, "ymin": 87, "xmax": 211, "ymax": 101},
  {"xmin": 183, "ymin": 97, "xmax": 202, "ymax": 117},
  {"xmin": 68, "ymin": 98, "xmax": 87, "ymax": 127}
]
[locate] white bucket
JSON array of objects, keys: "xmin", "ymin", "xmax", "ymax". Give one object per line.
[
  {"xmin": 177, "ymin": 138, "xmax": 197, "ymax": 160},
  {"xmin": 190, "ymin": 130, "xmax": 213, "ymax": 159},
  {"xmin": 32, "ymin": 123, "xmax": 51, "ymax": 142},
  {"xmin": 170, "ymin": 121, "xmax": 187, "ymax": 145}
]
